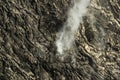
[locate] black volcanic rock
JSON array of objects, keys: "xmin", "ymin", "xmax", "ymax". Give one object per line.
[{"xmin": 0, "ymin": 0, "xmax": 120, "ymax": 80}]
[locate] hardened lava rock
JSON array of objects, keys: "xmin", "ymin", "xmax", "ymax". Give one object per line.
[{"xmin": 0, "ymin": 0, "xmax": 120, "ymax": 80}]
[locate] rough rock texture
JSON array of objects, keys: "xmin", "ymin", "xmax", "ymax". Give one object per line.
[{"xmin": 0, "ymin": 0, "xmax": 120, "ymax": 80}]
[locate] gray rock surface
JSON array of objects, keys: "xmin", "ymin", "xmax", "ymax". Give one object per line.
[{"xmin": 0, "ymin": 0, "xmax": 120, "ymax": 80}]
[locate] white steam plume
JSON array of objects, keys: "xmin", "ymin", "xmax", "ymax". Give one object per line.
[{"xmin": 56, "ymin": 0, "xmax": 90, "ymax": 55}]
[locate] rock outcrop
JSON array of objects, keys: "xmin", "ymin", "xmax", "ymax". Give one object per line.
[{"xmin": 0, "ymin": 0, "xmax": 120, "ymax": 80}]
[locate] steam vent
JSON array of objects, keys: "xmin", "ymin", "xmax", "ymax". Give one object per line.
[{"xmin": 0, "ymin": 0, "xmax": 120, "ymax": 80}]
